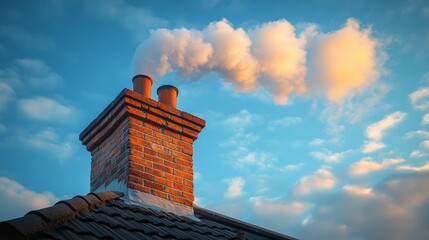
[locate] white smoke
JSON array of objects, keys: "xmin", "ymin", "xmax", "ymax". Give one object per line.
[{"xmin": 133, "ymin": 18, "xmax": 382, "ymax": 105}]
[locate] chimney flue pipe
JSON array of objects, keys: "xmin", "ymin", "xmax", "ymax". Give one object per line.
[
  {"xmin": 132, "ymin": 75, "xmax": 153, "ymax": 98},
  {"xmin": 157, "ymin": 85, "xmax": 179, "ymax": 108}
]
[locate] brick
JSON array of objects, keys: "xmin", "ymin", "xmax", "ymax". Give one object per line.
[
  {"xmin": 124, "ymin": 97, "xmax": 142, "ymax": 108},
  {"xmin": 144, "ymin": 180, "xmax": 163, "ymax": 191},
  {"xmin": 181, "ymin": 112, "xmax": 206, "ymax": 127},
  {"xmin": 145, "ymin": 168, "xmax": 165, "ymax": 178},
  {"xmin": 154, "ymin": 131, "xmax": 171, "ymax": 142},
  {"xmin": 169, "ymin": 195, "xmax": 185, "ymax": 204},
  {"xmin": 143, "ymin": 122, "xmax": 162, "ymax": 132},
  {"xmin": 157, "ymin": 152, "xmax": 172, "ymax": 161},
  {"xmin": 164, "ymin": 160, "xmax": 181, "ymax": 170},
  {"xmin": 128, "ymin": 175, "xmax": 143, "ymax": 185},
  {"xmin": 165, "ymin": 187, "xmax": 181, "ymax": 196},
  {"xmin": 144, "ymin": 134, "xmax": 162, "ymax": 145},
  {"xmin": 127, "ymin": 106, "xmax": 146, "ymax": 119},
  {"xmin": 166, "ymin": 121, "xmax": 182, "ymax": 132},
  {"xmin": 183, "ymin": 192, "xmax": 194, "ymax": 200},
  {"xmin": 165, "ymin": 173, "xmax": 183, "ymax": 184},
  {"xmin": 163, "ymin": 141, "xmax": 180, "ymax": 151},
  {"xmin": 181, "ymin": 146, "xmax": 193, "ymax": 155},
  {"xmin": 172, "ymin": 151, "xmax": 193, "ymax": 162},
  {"xmin": 144, "ymin": 154, "xmax": 163, "ymax": 165},
  {"xmin": 153, "ymin": 176, "xmax": 173, "ymax": 187},
  {"xmin": 157, "ymin": 102, "xmax": 182, "ymax": 117},
  {"xmin": 148, "ymin": 106, "xmax": 171, "ymax": 119},
  {"xmin": 144, "ymin": 147, "xmax": 156, "ymax": 156},
  {"xmin": 183, "ymin": 179, "xmax": 193, "ymax": 187},
  {"xmin": 128, "ymin": 182, "xmax": 150, "ymax": 194},
  {"xmin": 129, "ymin": 162, "xmax": 145, "ymax": 171},
  {"xmin": 164, "ymin": 129, "xmax": 180, "ymax": 139},
  {"xmin": 182, "ymin": 166, "xmax": 193, "ymax": 175},
  {"xmin": 146, "ymin": 113, "xmax": 166, "ymax": 126},
  {"xmin": 153, "ymin": 163, "xmax": 172, "ymax": 173},
  {"xmin": 152, "ymin": 189, "xmax": 168, "ymax": 199}
]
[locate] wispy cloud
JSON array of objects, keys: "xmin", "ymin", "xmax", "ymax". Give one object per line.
[
  {"xmin": 362, "ymin": 141, "xmax": 386, "ymax": 153},
  {"xmin": 18, "ymin": 96, "xmax": 76, "ymax": 123},
  {"xmin": 224, "ymin": 177, "xmax": 245, "ymax": 198},
  {"xmin": 410, "ymin": 150, "xmax": 426, "ymax": 158},
  {"xmin": 279, "ymin": 163, "xmax": 304, "ymax": 172},
  {"xmin": 348, "ymin": 157, "xmax": 404, "ymax": 176},
  {"xmin": 0, "ymin": 58, "xmax": 63, "ymax": 89},
  {"xmin": 404, "ymin": 130, "xmax": 429, "ymax": 139},
  {"xmin": 231, "ymin": 147, "xmax": 276, "ymax": 169},
  {"xmin": 88, "ymin": 0, "xmax": 167, "ymax": 40},
  {"xmin": 267, "ymin": 116, "xmax": 302, "ymax": 130},
  {"xmin": 311, "ymin": 149, "xmax": 350, "ymax": 163},
  {"xmin": 249, "ymin": 196, "xmax": 311, "ymax": 229},
  {"xmin": 410, "ymin": 87, "xmax": 429, "ymax": 110},
  {"xmin": 366, "ymin": 111, "xmax": 406, "ymax": 140},
  {"xmin": 422, "ymin": 113, "xmax": 429, "ymax": 125},
  {"xmin": 223, "ymin": 109, "xmax": 256, "ymax": 128},
  {"xmin": 396, "ymin": 162, "xmax": 429, "ymax": 172},
  {"xmin": 292, "ymin": 167, "xmax": 336, "ymax": 195},
  {"xmin": 0, "ymin": 82, "xmax": 15, "ymax": 110},
  {"xmin": 20, "ymin": 127, "xmax": 77, "ymax": 160},
  {"xmin": 0, "ymin": 177, "xmax": 57, "ymax": 220}
]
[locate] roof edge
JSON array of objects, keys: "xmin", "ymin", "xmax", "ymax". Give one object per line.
[
  {"xmin": 193, "ymin": 206, "xmax": 298, "ymax": 240},
  {"xmin": 0, "ymin": 191, "xmax": 124, "ymax": 239}
]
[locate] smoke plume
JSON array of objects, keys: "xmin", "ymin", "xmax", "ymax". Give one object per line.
[{"xmin": 133, "ymin": 18, "xmax": 382, "ymax": 104}]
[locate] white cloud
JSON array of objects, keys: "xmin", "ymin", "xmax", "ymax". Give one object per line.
[
  {"xmin": 223, "ymin": 109, "xmax": 256, "ymax": 128},
  {"xmin": 279, "ymin": 163, "xmax": 304, "ymax": 172},
  {"xmin": 0, "ymin": 82, "xmax": 14, "ymax": 110},
  {"xmin": 410, "ymin": 87, "xmax": 429, "ymax": 110},
  {"xmin": 362, "ymin": 141, "xmax": 386, "ymax": 153},
  {"xmin": 293, "ymin": 167, "xmax": 336, "ymax": 195},
  {"xmin": 232, "ymin": 147, "xmax": 276, "ymax": 169},
  {"xmin": 14, "ymin": 58, "xmax": 63, "ymax": 87},
  {"xmin": 422, "ymin": 113, "xmax": 429, "ymax": 125},
  {"xmin": 0, "ymin": 177, "xmax": 57, "ymax": 221},
  {"xmin": 0, "ymin": 58, "xmax": 63, "ymax": 89},
  {"xmin": 268, "ymin": 116, "xmax": 302, "ymax": 130},
  {"xmin": 348, "ymin": 158, "xmax": 404, "ymax": 176},
  {"xmin": 343, "ymin": 185, "xmax": 372, "ymax": 195},
  {"xmin": 18, "ymin": 96, "xmax": 76, "ymax": 122},
  {"xmin": 309, "ymin": 138, "xmax": 325, "ymax": 146},
  {"xmin": 366, "ymin": 111, "xmax": 407, "ymax": 140},
  {"xmin": 405, "ymin": 130, "xmax": 429, "ymax": 139},
  {"xmin": 410, "ymin": 150, "xmax": 426, "ymax": 158},
  {"xmin": 311, "ymin": 149, "xmax": 349, "ymax": 163},
  {"xmin": 249, "ymin": 196, "xmax": 311, "ymax": 230},
  {"xmin": 21, "ymin": 127, "xmax": 76, "ymax": 159},
  {"xmin": 224, "ymin": 177, "xmax": 245, "ymax": 198},
  {"xmin": 396, "ymin": 162, "xmax": 429, "ymax": 172}
]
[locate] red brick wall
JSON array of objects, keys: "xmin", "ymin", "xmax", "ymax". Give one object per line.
[{"xmin": 80, "ymin": 89, "xmax": 205, "ymax": 207}]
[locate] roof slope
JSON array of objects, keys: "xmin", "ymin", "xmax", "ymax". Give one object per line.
[{"xmin": 0, "ymin": 192, "xmax": 297, "ymax": 240}]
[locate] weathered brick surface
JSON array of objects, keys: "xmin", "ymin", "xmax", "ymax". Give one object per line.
[{"xmin": 81, "ymin": 88, "xmax": 205, "ymax": 207}]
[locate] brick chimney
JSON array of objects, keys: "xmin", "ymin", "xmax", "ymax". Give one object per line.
[{"xmin": 79, "ymin": 75, "xmax": 205, "ymax": 215}]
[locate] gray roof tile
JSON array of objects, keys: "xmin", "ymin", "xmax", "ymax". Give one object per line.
[{"xmin": 0, "ymin": 192, "xmax": 297, "ymax": 240}]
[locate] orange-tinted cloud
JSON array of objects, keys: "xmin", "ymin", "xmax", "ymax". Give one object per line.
[{"xmin": 314, "ymin": 18, "xmax": 380, "ymax": 101}]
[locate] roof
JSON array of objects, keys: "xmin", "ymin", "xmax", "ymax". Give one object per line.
[{"xmin": 0, "ymin": 192, "xmax": 297, "ymax": 240}]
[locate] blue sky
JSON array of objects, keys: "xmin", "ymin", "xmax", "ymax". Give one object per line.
[{"xmin": 1, "ymin": 0, "xmax": 429, "ymax": 239}]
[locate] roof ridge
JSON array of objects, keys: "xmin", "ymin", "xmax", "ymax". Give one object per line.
[
  {"xmin": 194, "ymin": 206, "xmax": 298, "ymax": 240},
  {"xmin": 0, "ymin": 191, "xmax": 124, "ymax": 239}
]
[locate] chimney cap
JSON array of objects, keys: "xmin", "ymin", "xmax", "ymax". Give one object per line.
[
  {"xmin": 132, "ymin": 74, "xmax": 153, "ymax": 84},
  {"xmin": 157, "ymin": 85, "xmax": 179, "ymax": 96}
]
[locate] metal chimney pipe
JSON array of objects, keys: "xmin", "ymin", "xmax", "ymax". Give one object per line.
[
  {"xmin": 132, "ymin": 75, "xmax": 153, "ymax": 98},
  {"xmin": 157, "ymin": 85, "xmax": 179, "ymax": 108}
]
